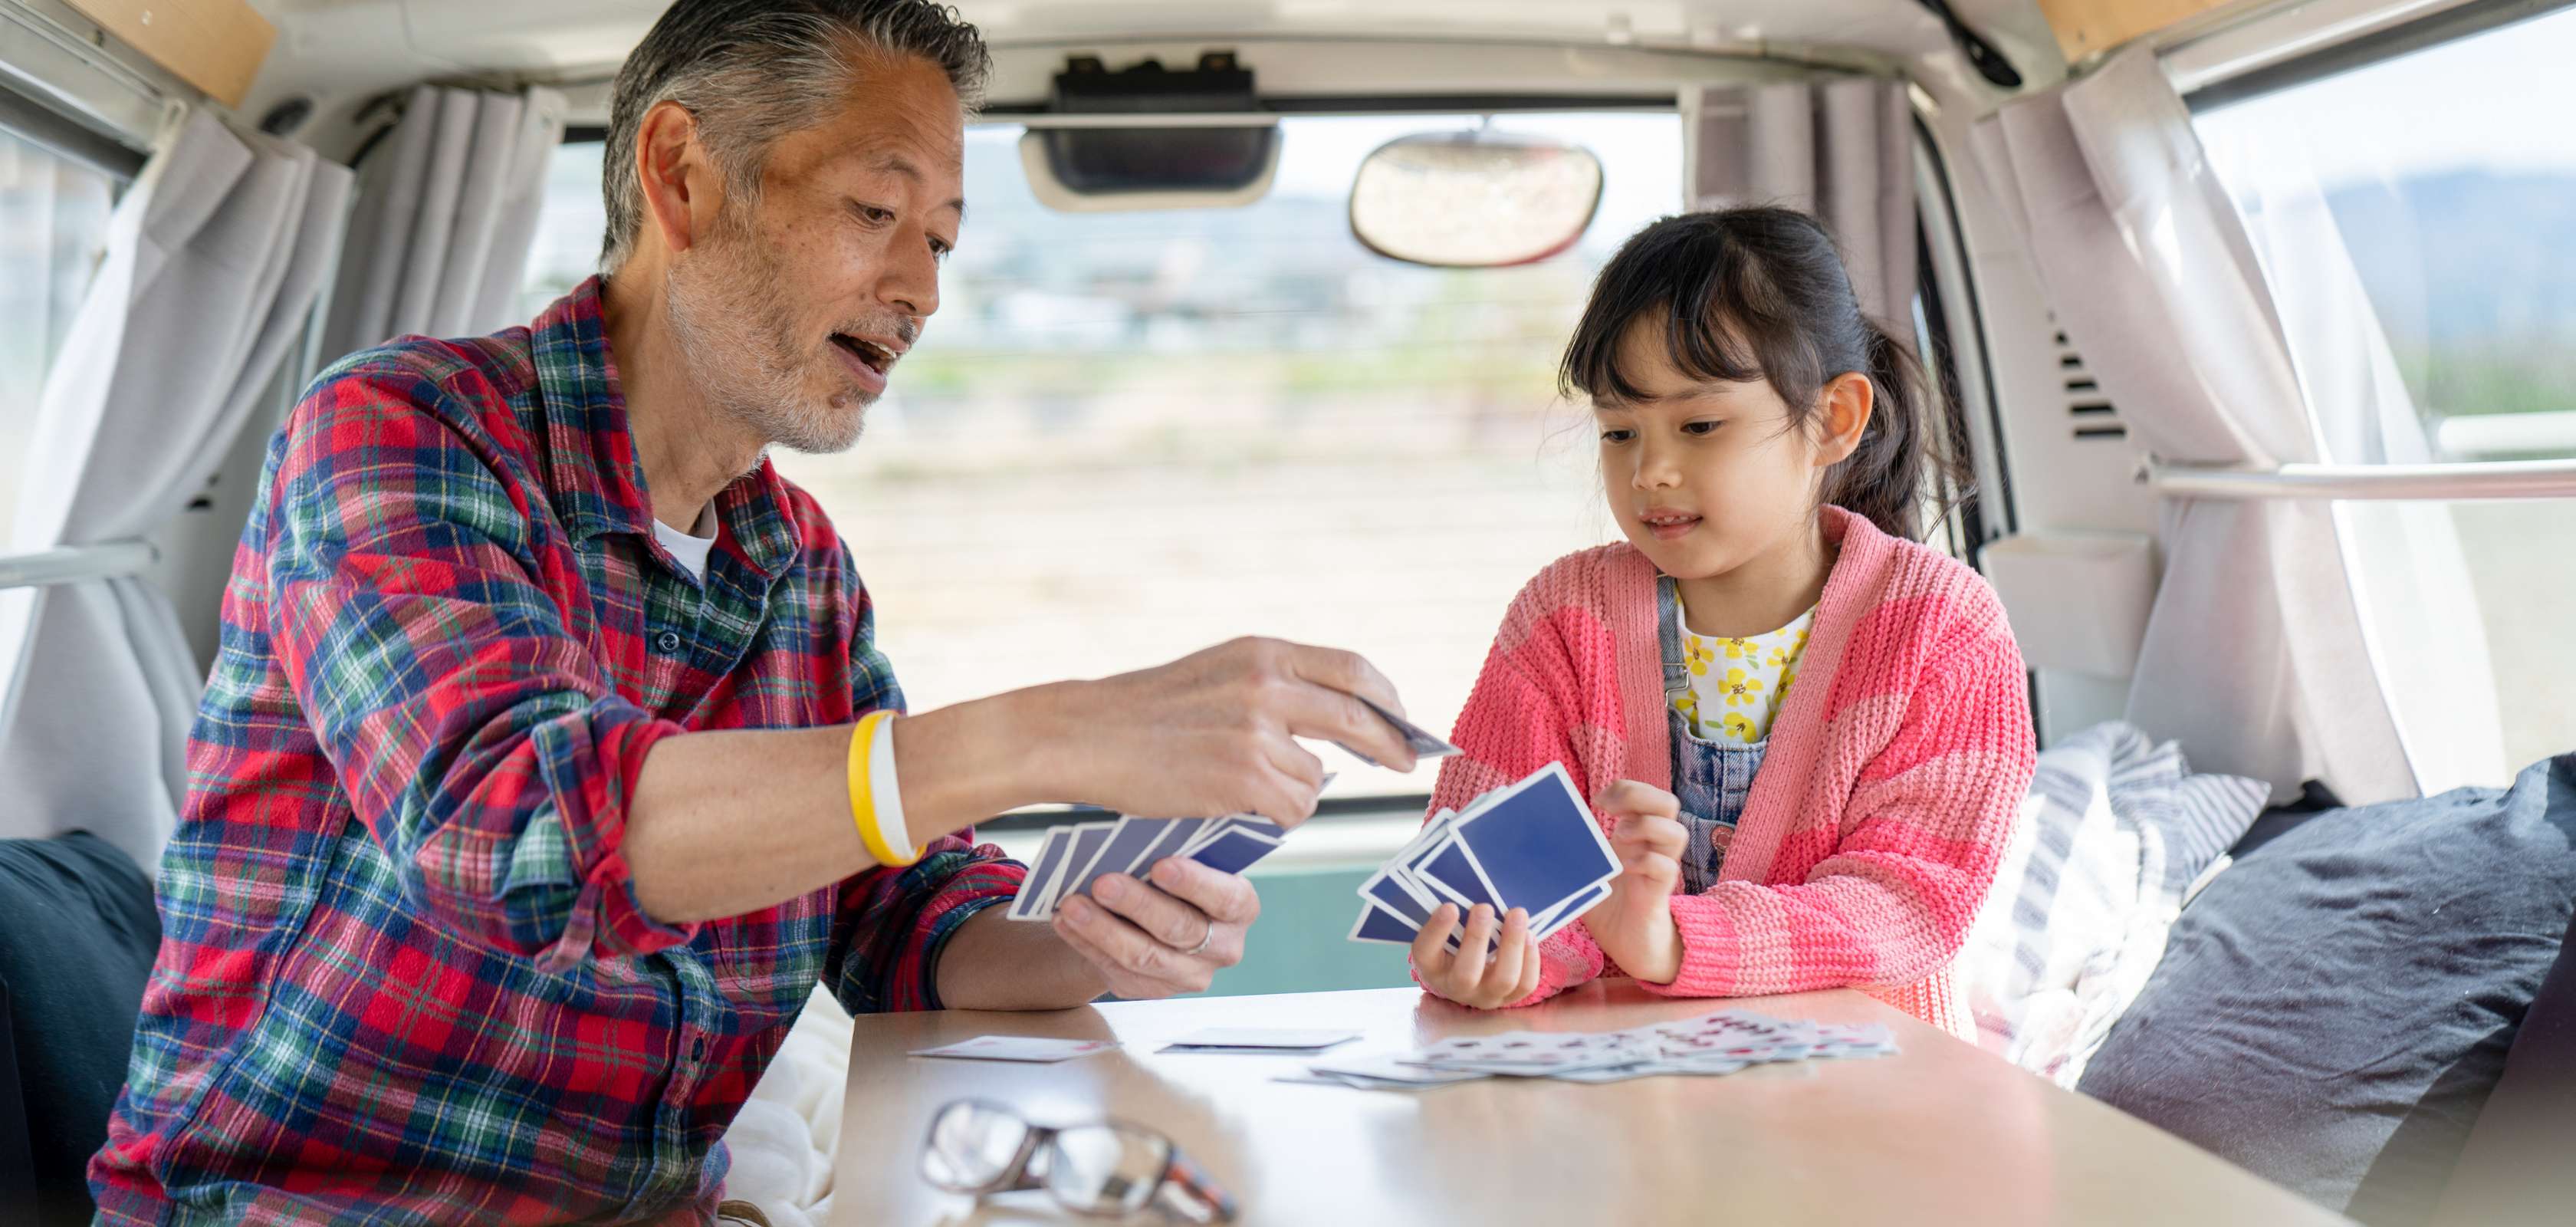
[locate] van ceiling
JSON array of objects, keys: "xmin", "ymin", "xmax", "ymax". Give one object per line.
[{"xmin": 240, "ymin": 1, "xmax": 2062, "ymax": 130}]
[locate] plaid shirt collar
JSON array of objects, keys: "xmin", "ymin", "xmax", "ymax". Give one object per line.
[{"xmin": 531, "ymin": 275, "xmax": 800, "ymax": 581}]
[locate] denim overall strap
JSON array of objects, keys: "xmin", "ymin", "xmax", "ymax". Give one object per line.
[{"xmin": 1661, "ymin": 577, "xmax": 1769, "ymax": 893}]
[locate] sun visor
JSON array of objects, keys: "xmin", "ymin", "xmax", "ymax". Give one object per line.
[{"xmin": 1018, "ymin": 52, "xmax": 1280, "ymax": 213}]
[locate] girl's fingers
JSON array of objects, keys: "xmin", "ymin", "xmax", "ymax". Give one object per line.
[
  {"xmin": 1411, "ymin": 903, "xmax": 1460, "ymax": 990},
  {"xmin": 1619, "ymin": 813, "xmax": 1690, "ymax": 859},
  {"xmin": 1594, "ymin": 780, "xmax": 1681, "ymax": 821},
  {"xmin": 1514, "ymin": 929, "xmax": 1545, "ymax": 999},
  {"xmin": 1484, "ymin": 908, "xmax": 1530, "ymax": 1001},
  {"xmin": 1454, "ymin": 905, "xmax": 1500, "ymax": 997}
]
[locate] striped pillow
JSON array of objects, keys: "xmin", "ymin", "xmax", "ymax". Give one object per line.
[{"xmin": 1957, "ymin": 722, "xmax": 2269, "ymax": 1087}]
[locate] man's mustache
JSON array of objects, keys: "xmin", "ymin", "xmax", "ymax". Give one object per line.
[{"xmin": 833, "ymin": 317, "xmax": 921, "ymax": 350}]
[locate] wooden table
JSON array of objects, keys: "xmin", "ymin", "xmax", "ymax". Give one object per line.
[{"xmin": 833, "ymin": 982, "xmax": 2348, "ymax": 1225}]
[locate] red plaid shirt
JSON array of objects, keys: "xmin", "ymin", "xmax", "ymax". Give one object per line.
[{"xmin": 91, "ymin": 278, "xmax": 1024, "ymax": 1224}]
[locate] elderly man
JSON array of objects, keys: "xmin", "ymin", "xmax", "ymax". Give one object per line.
[{"xmin": 90, "ymin": 2, "xmax": 1418, "ymax": 1221}]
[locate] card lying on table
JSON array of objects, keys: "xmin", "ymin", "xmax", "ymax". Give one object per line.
[
  {"xmin": 910, "ymin": 1035, "xmax": 1119, "ymax": 1063},
  {"xmin": 1162, "ymin": 1027, "xmax": 1359, "ymax": 1052},
  {"xmin": 1346, "ymin": 762, "xmax": 1617, "ymax": 955}
]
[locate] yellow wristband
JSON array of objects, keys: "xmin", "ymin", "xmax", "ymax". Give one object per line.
[{"xmin": 847, "ymin": 710, "xmax": 917, "ymax": 867}]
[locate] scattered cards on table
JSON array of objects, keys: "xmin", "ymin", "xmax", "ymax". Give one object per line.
[
  {"xmin": 909, "ymin": 1035, "xmax": 1119, "ymax": 1063},
  {"xmin": 1347, "ymin": 762, "xmax": 1617, "ymax": 955},
  {"xmin": 1007, "ymin": 814, "xmax": 1293, "ymax": 921},
  {"xmin": 1160, "ymin": 1027, "xmax": 1359, "ymax": 1054},
  {"xmin": 1293, "ymin": 1009, "xmax": 1897, "ymax": 1089}
]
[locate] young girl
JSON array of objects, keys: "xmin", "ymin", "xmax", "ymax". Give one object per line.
[{"xmin": 1410, "ymin": 208, "xmax": 2034, "ymax": 1038}]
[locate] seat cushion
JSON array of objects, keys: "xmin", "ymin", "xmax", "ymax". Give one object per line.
[
  {"xmin": 2078, "ymin": 754, "xmax": 2576, "ymax": 1226},
  {"xmin": 0, "ymin": 832, "xmax": 159, "ymax": 1225}
]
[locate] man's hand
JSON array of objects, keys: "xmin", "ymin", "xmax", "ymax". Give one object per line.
[
  {"xmin": 1585, "ymin": 780, "xmax": 1686, "ymax": 985},
  {"xmin": 1050, "ymin": 856, "xmax": 1258, "ymax": 1000},
  {"xmin": 1411, "ymin": 903, "xmax": 1542, "ymax": 1009},
  {"xmin": 1040, "ymin": 638, "xmax": 1419, "ymax": 829}
]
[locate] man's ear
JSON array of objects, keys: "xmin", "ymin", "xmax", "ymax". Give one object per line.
[
  {"xmin": 1812, "ymin": 371, "xmax": 1876, "ymax": 468},
  {"xmin": 634, "ymin": 100, "xmax": 724, "ymax": 258}
]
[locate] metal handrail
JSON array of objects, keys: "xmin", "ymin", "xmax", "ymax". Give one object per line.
[
  {"xmin": 0, "ymin": 540, "xmax": 158, "ymax": 590},
  {"xmin": 2143, "ymin": 458, "xmax": 2576, "ymax": 501}
]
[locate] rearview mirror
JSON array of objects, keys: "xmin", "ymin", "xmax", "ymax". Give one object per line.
[{"xmin": 1348, "ymin": 130, "xmax": 1605, "ymax": 267}]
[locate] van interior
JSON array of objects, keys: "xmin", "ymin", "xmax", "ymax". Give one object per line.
[{"xmin": 2, "ymin": 0, "xmax": 2573, "ymax": 1224}]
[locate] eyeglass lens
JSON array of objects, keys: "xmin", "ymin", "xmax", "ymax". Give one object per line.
[
  {"xmin": 922, "ymin": 1101, "xmax": 1031, "ymax": 1191},
  {"xmin": 1043, "ymin": 1123, "xmax": 1175, "ymax": 1215}
]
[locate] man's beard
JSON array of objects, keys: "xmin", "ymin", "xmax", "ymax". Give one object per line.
[{"xmin": 664, "ymin": 212, "xmax": 869, "ymax": 456}]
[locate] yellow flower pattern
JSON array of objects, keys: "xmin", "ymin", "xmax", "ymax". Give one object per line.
[
  {"xmin": 1671, "ymin": 605, "xmax": 1815, "ymax": 745},
  {"xmin": 1683, "ymin": 637, "xmax": 1714, "ymax": 676}
]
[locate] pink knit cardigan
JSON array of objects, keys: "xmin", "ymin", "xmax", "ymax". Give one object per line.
[{"xmin": 1424, "ymin": 507, "xmax": 2035, "ymax": 1038}]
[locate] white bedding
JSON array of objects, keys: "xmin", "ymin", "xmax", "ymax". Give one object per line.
[{"xmin": 720, "ymin": 987, "xmax": 856, "ymax": 1227}]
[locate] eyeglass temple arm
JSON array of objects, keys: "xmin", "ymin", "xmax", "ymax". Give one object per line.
[{"xmin": 1152, "ymin": 1150, "xmax": 1238, "ymax": 1224}]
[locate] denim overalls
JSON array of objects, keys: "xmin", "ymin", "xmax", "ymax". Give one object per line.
[{"xmin": 1658, "ymin": 576, "xmax": 1768, "ymax": 893}]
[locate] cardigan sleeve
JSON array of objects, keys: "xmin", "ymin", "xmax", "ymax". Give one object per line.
[
  {"xmin": 1641, "ymin": 631, "xmax": 2034, "ymax": 1000},
  {"xmin": 1412, "ymin": 581, "xmax": 1623, "ymax": 1008}
]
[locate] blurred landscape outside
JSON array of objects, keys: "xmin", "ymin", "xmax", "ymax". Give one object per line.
[
  {"xmin": 523, "ymin": 112, "xmax": 1677, "ymax": 799},
  {"xmin": 2192, "ymin": 4, "xmax": 2576, "ymax": 775}
]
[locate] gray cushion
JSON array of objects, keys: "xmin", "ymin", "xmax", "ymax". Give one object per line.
[
  {"xmin": 2078, "ymin": 754, "xmax": 2576, "ymax": 1226},
  {"xmin": 0, "ymin": 832, "xmax": 159, "ymax": 1225}
]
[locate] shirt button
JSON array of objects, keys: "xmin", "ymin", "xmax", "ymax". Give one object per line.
[
  {"xmin": 691, "ymin": 1037, "xmax": 708, "ymax": 1061},
  {"xmin": 655, "ymin": 630, "xmax": 682, "ymax": 653}
]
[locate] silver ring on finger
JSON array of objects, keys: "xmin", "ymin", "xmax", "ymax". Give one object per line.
[{"xmin": 1182, "ymin": 916, "xmax": 1214, "ymax": 958}]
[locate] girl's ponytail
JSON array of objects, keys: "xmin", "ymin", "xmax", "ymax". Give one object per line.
[{"xmin": 1830, "ymin": 315, "xmax": 1945, "ymax": 540}]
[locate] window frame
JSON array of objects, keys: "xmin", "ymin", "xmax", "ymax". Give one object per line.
[{"xmin": 2141, "ymin": 0, "xmax": 2576, "ymax": 500}]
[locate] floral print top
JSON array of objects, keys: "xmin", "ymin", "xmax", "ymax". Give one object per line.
[{"xmin": 1670, "ymin": 602, "xmax": 1814, "ymax": 745}]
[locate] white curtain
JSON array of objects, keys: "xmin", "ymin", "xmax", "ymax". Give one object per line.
[
  {"xmin": 1971, "ymin": 48, "xmax": 2433, "ymax": 804},
  {"xmin": 321, "ymin": 84, "xmax": 566, "ymax": 359},
  {"xmin": 1684, "ymin": 77, "xmax": 1916, "ymax": 324},
  {"xmin": 2198, "ymin": 122, "xmax": 2505, "ymax": 794},
  {"xmin": 0, "ymin": 109, "xmax": 352, "ymax": 870},
  {"xmin": 0, "ymin": 127, "xmax": 116, "ymax": 547}
]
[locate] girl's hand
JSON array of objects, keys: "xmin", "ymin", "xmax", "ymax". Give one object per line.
[
  {"xmin": 1411, "ymin": 903, "xmax": 1542, "ymax": 1009},
  {"xmin": 1587, "ymin": 781, "xmax": 1686, "ymax": 984}
]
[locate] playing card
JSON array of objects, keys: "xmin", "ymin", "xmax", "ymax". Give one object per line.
[
  {"xmin": 1133, "ymin": 817, "xmax": 1212, "ymax": 873},
  {"xmin": 909, "ymin": 1035, "xmax": 1117, "ymax": 1062},
  {"xmin": 1526, "ymin": 880, "xmax": 1612, "ymax": 941},
  {"xmin": 1191, "ymin": 815, "xmax": 1288, "ymax": 849},
  {"xmin": 1186, "ymin": 828, "xmax": 1281, "ymax": 876},
  {"xmin": 1007, "ymin": 827, "xmax": 1078, "ymax": 922},
  {"xmin": 1165, "ymin": 1028, "xmax": 1358, "ymax": 1051},
  {"xmin": 1414, "ymin": 837, "xmax": 1502, "ymax": 912},
  {"xmin": 1061, "ymin": 816, "xmax": 1168, "ymax": 905},
  {"xmin": 1048, "ymin": 822, "xmax": 1119, "ymax": 913},
  {"xmin": 1306, "ymin": 1054, "xmax": 1487, "ymax": 1086},
  {"xmin": 1356, "ymin": 864, "xmax": 1434, "ymax": 926},
  {"xmin": 1414, "ymin": 1031, "xmax": 1651, "ymax": 1075},
  {"xmin": 1355, "ymin": 694, "xmax": 1461, "ymax": 760},
  {"xmin": 1446, "ymin": 762, "xmax": 1618, "ymax": 922},
  {"xmin": 1347, "ymin": 902, "xmax": 1418, "ymax": 945}
]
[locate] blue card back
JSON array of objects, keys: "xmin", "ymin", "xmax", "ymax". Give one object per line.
[
  {"xmin": 1188, "ymin": 829, "xmax": 1280, "ymax": 876},
  {"xmin": 1451, "ymin": 765, "xmax": 1617, "ymax": 915}
]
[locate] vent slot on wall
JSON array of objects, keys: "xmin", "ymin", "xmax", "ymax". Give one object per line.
[{"xmin": 2053, "ymin": 324, "xmax": 2125, "ymax": 441}]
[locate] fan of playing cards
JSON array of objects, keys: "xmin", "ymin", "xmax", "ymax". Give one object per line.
[
  {"xmin": 1008, "ymin": 814, "xmax": 1296, "ymax": 921},
  {"xmin": 1348, "ymin": 762, "xmax": 1618, "ymax": 952},
  {"xmin": 1296, "ymin": 1009, "xmax": 1898, "ymax": 1089},
  {"xmin": 1008, "ymin": 696, "xmax": 1463, "ymax": 923}
]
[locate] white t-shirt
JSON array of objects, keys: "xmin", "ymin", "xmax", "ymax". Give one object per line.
[{"xmin": 654, "ymin": 506, "xmax": 718, "ymax": 581}]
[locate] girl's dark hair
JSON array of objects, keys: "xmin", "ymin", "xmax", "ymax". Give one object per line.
[{"xmin": 1559, "ymin": 207, "xmax": 1967, "ymax": 541}]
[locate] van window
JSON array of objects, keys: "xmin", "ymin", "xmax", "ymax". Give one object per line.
[
  {"xmin": 2190, "ymin": 9, "xmax": 2576, "ymax": 775},
  {"xmin": 0, "ymin": 126, "xmax": 116, "ymax": 548},
  {"xmin": 2191, "ymin": 6, "xmax": 2576, "ymax": 461},
  {"xmin": 521, "ymin": 111, "xmax": 1681, "ymax": 800}
]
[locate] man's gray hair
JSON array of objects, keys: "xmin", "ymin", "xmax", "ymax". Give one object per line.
[{"xmin": 600, "ymin": 0, "xmax": 989, "ymax": 271}]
